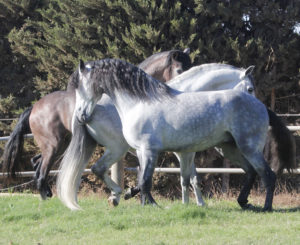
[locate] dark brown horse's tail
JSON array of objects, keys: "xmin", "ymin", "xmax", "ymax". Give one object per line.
[
  {"xmin": 2, "ymin": 107, "xmax": 32, "ymax": 179},
  {"xmin": 264, "ymin": 109, "xmax": 296, "ymax": 175}
]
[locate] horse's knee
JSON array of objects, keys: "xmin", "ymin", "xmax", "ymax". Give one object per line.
[{"xmin": 91, "ymin": 164, "xmax": 107, "ymax": 180}]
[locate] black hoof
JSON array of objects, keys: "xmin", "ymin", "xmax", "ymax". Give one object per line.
[
  {"xmin": 40, "ymin": 191, "xmax": 48, "ymax": 200},
  {"xmin": 241, "ymin": 203, "xmax": 255, "ymax": 210},
  {"xmin": 46, "ymin": 186, "xmax": 53, "ymax": 198},
  {"xmin": 124, "ymin": 189, "xmax": 133, "ymax": 200},
  {"xmin": 124, "ymin": 187, "xmax": 140, "ymax": 200},
  {"xmin": 38, "ymin": 181, "xmax": 52, "ymax": 200},
  {"xmin": 262, "ymin": 206, "xmax": 273, "ymax": 212}
]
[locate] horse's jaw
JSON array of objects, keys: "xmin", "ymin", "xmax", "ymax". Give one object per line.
[{"xmin": 74, "ymin": 86, "xmax": 103, "ymax": 124}]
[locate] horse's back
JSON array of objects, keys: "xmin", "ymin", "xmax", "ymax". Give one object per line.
[{"xmin": 124, "ymin": 90, "xmax": 268, "ymax": 152}]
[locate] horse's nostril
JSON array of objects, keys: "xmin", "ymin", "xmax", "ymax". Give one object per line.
[{"xmin": 177, "ymin": 69, "xmax": 183, "ymax": 74}]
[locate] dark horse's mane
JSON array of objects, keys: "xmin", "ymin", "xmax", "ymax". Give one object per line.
[
  {"xmin": 75, "ymin": 58, "xmax": 175, "ymax": 101},
  {"xmin": 138, "ymin": 50, "xmax": 191, "ymax": 71},
  {"xmin": 66, "ymin": 70, "xmax": 79, "ymax": 92}
]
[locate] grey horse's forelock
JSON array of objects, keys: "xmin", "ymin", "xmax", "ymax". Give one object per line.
[{"xmin": 87, "ymin": 59, "xmax": 174, "ymax": 101}]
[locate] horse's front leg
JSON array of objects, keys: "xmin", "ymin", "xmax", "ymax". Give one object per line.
[
  {"xmin": 124, "ymin": 165, "xmax": 141, "ymax": 199},
  {"xmin": 91, "ymin": 149, "xmax": 124, "ymax": 206},
  {"xmin": 137, "ymin": 149, "xmax": 158, "ymax": 206}
]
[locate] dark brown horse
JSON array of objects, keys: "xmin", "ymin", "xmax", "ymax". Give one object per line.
[{"xmin": 2, "ymin": 49, "xmax": 191, "ymax": 199}]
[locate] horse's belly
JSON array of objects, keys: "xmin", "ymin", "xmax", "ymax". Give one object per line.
[{"xmin": 161, "ymin": 130, "xmax": 232, "ymax": 152}]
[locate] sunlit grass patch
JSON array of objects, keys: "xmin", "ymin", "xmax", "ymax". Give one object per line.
[{"xmin": 0, "ymin": 194, "xmax": 299, "ymax": 244}]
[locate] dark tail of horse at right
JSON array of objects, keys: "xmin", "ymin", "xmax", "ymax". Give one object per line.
[
  {"xmin": 265, "ymin": 109, "xmax": 296, "ymax": 175},
  {"xmin": 1, "ymin": 107, "xmax": 33, "ymax": 179}
]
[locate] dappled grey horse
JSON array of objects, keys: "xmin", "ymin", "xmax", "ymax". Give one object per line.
[{"xmin": 57, "ymin": 59, "xmax": 276, "ymax": 211}]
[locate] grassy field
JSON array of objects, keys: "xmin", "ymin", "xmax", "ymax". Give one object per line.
[{"xmin": 0, "ymin": 193, "xmax": 299, "ymax": 245}]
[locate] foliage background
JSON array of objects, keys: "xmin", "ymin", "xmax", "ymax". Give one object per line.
[{"xmin": 0, "ymin": 0, "xmax": 299, "ymax": 193}]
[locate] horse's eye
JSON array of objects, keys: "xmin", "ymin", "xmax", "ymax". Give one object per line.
[{"xmin": 247, "ymin": 87, "xmax": 254, "ymax": 93}]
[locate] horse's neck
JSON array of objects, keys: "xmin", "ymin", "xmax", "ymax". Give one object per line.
[
  {"xmin": 168, "ymin": 68, "xmax": 241, "ymax": 92},
  {"xmin": 108, "ymin": 91, "xmax": 140, "ymax": 121},
  {"xmin": 140, "ymin": 59, "xmax": 166, "ymax": 82}
]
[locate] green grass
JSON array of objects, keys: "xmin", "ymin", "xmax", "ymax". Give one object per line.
[{"xmin": 0, "ymin": 194, "xmax": 299, "ymax": 245}]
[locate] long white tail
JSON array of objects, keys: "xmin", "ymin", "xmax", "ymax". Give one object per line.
[{"xmin": 56, "ymin": 120, "xmax": 96, "ymax": 210}]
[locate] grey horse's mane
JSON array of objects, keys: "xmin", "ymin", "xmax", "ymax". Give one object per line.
[
  {"xmin": 168, "ymin": 63, "xmax": 255, "ymax": 87},
  {"xmin": 170, "ymin": 63, "xmax": 241, "ymax": 81},
  {"xmin": 138, "ymin": 50, "xmax": 191, "ymax": 71},
  {"xmin": 83, "ymin": 59, "xmax": 175, "ymax": 101}
]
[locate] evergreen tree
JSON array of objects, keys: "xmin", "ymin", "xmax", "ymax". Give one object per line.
[
  {"xmin": 0, "ymin": 0, "xmax": 43, "ymax": 135},
  {"xmin": 5, "ymin": 0, "xmax": 300, "ymax": 109},
  {"xmin": 190, "ymin": 0, "xmax": 300, "ymax": 106}
]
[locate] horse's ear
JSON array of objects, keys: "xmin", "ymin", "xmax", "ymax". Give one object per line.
[
  {"xmin": 245, "ymin": 66, "xmax": 255, "ymax": 76},
  {"xmin": 183, "ymin": 48, "xmax": 190, "ymax": 54},
  {"xmin": 79, "ymin": 59, "xmax": 85, "ymax": 73}
]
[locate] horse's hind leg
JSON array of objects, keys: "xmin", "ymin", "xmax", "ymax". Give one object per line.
[
  {"xmin": 31, "ymin": 153, "xmax": 53, "ymax": 199},
  {"xmin": 218, "ymin": 143, "xmax": 257, "ymax": 209},
  {"xmin": 237, "ymin": 165, "xmax": 257, "ymax": 209},
  {"xmin": 222, "ymin": 140, "xmax": 276, "ymax": 211},
  {"xmin": 174, "ymin": 152, "xmax": 205, "ymax": 206},
  {"xmin": 31, "ymin": 154, "xmax": 42, "ymax": 171},
  {"xmin": 36, "ymin": 135, "xmax": 69, "ymax": 199},
  {"xmin": 36, "ymin": 147, "xmax": 58, "ymax": 199},
  {"xmin": 243, "ymin": 153, "xmax": 276, "ymax": 211}
]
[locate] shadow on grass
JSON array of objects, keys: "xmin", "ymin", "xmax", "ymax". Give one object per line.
[{"xmin": 238, "ymin": 204, "xmax": 300, "ymax": 213}]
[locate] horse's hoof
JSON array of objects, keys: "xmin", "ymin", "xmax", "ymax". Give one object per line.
[
  {"xmin": 40, "ymin": 192, "xmax": 48, "ymax": 200},
  {"xmin": 124, "ymin": 189, "xmax": 133, "ymax": 200},
  {"xmin": 241, "ymin": 203, "xmax": 255, "ymax": 210},
  {"xmin": 108, "ymin": 196, "xmax": 119, "ymax": 207},
  {"xmin": 197, "ymin": 202, "xmax": 205, "ymax": 207},
  {"xmin": 262, "ymin": 206, "xmax": 273, "ymax": 212},
  {"xmin": 46, "ymin": 189, "xmax": 53, "ymax": 198}
]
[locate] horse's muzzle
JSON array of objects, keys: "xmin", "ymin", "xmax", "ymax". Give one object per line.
[{"xmin": 76, "ymin": 112, "xmax": 92, "ymax": 125}]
